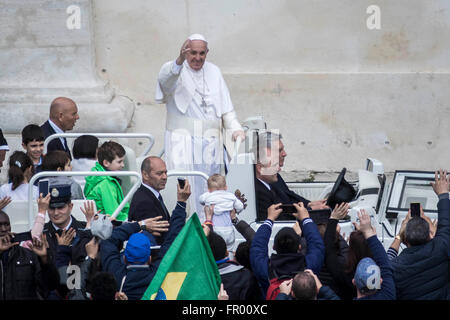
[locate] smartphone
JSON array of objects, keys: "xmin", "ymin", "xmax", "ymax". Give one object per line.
[
  {"xmin": 38, "ymin": 179, "xmax": 49, "ymax": 197},
  {"xmin": 11, "ymin": 231, "xmax": 32, "ymax": 243},
  {"xmin": 280, "ymin": 204, "xmax": 296, "ymax": 214},
  {"xmin": 178, "ymin": 178, "xmax": 186, "ymax": 189},
  {"xmin": 410, "ymin": 202, "xmax": 421, "ymax": 218}
]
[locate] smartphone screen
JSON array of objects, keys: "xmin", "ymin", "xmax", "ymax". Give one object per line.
[
  {"xmin": 178, "ymin": 178, "xmax": 186, "ymax": 189},
  {"xmin": 11, "ymin": 231, "xmax": 33, "ymax": 243},
  {"xmin": 410, "ymin": 202, "xmax": 421, "ymax": 217},
  {"xmin": 38, "ymin": 179, "xmax": 49, "ymax": 197}
]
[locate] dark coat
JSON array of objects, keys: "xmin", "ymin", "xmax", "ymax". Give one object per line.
[
  {"xmin": 270, "ymin": 173, "xmax": 310, "ymax": 207},
  {"xmin": 391, "ymin": 194, "xmax": 450, "ymax": 300},
  {"xmin": 218, "ymin": 260, "xmax": 263, "ymax": 300},
  {"xmin": 43, "ymin": 215, "xmax": 87, "ymax": 265},
  {"xmin": 41, "ymin": 120, "xmax": 72, "ymax": 160},
  {"xmin": 255, "ymin": 177, "xmax": 295, "ymax": 221},
  {"xmin": 323, "ymin": 218, "xmax": 356, "ymax": 300},
  {"xmin": 127, "ymin": 185, "xmax": 171, "ymax": 244},
  {"xmin": 0, "ymin": 245, "xmax": 58, "ymax": 300}
]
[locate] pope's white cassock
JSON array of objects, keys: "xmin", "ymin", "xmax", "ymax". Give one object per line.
[{"xmin": 155, "ymin": 47, "xmax": 243, "ymax": 221}]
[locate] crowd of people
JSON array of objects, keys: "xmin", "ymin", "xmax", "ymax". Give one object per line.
[{"xmin": 0, "ymin": 33, "xmax": 448, "ymax": 301}]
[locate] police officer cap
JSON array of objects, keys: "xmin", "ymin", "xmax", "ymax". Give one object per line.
[{"xmin": 49, "ymin": 184, "xmax": 72, "ymax": 208}]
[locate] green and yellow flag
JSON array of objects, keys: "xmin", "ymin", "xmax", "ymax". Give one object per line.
[{"xmin": 141, "ymin": 213, "xmax": 221, "ymax": 300}]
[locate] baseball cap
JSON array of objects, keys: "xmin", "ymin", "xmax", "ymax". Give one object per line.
[
  {"xmin": 124, "ymin": 233, "xmax": 151, "ymax": 264},
  {"xmin": 49, "ymin": 184, "xmax": 72, "ymax": 208},
  {"xmin": 354, "ymin": 257, "xmax": 381, "ymax": 294}
]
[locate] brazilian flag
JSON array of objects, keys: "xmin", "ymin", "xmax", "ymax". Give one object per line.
[{"xmin": 141, "ymin": 213, "xmax": 221, "ymax": 300}]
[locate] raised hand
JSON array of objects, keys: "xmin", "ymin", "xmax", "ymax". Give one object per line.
[
  {"xmin": 292, "ymin": 202, "xmax": 310, "ymax": 221},
  {"xmin": 85, "ymin": 236, "xmax": 99, "ymax": 259},
  {"xmin": 30, "ymin": 234, "xmax": 49, "ymax": 264},
  {"xmin": 357, "ymin": 209, "xmax": 376, "ymax": 239},
  {"xmin": 37, "ymin": 193, "xmax": 51, "ymax": 214},
  {"xmin": 0, "ymin": 234, "xmax": 18, "ymax": 253},
  {"xmin": 267, "ymin": 203, "xmax": 283, "ymax": 221},
  {"xmin": 177, "ymin": 178, "xmax": 191, "ymax": 202},
  {"xmin": 217, "ymin": 283, "xmax": 229, "ymax": 300},
  {"xmin": 234, "ymin": 189, "xmax": 247, "ymax": 210},
  {"xmin": 431, "ymin": 169, "xmax": 449, "ymax": 196},
  {"xmin": 176, "ymin": 39, "xmax": 191, "ymax": 66},
  {"xmin": 330, "ymin": 202, "xmax": 349, "ymax": 220},
  {"xmin": 0, "ymin": 196, "xmax": 12, "ymax": 210},
  {"xmin": 142, "ymin": 216, "xmax": 170, "ymax": 236}
]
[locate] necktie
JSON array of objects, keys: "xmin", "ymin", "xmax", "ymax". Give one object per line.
[{"xmin": 158, "ymin": 195, "xmax": 170, "ymax": 219}]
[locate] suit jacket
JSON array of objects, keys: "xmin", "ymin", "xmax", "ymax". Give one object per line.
[
  {"xmin": 41, "ymin": 120, "xmax": 72, "ymax": 160},
  {"xmin": 128, "ymin": 185, "xmax": 170, "ymax": 244},
  {"xmin": 255, "ymin": 178, "xmax": 295, "ymax": 221},
  {"xmin": 270, "ymin": 173, "xmax": 310, "ymax": 207}
]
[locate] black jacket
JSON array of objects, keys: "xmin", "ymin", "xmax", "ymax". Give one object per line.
[
  {"xmin": 218, "ymin": 260, "xmax": 263, "ymax": 300},
  {"xmin": 270, "ymin": 173, "xmax": 310, "ymax": 207},
  {"xmin": 128, "ymin": 185, "xmax": 171, "ymax": 244},
  {"xmin": 0, "ymin": 245, "xmax": 58, "ymax": 300},
  {"xmin": 391, "ymin": 194, "xmax": 450, "ymax": 300},
  {"xmin": 255, "ymin": 178, "xmax": 295, "ymax": 221},
  {"xmin": 41, "ymin": 120, "xmax": 72, "ymax": 160},
  {"xmin": 323, "ymin": 218, "xmax": 357, "ymax": 300}
]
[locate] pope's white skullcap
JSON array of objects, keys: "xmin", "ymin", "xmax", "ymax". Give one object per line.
[{"xmin": 188, "ymin": 33, "xmax": 207, "ymax": 43}]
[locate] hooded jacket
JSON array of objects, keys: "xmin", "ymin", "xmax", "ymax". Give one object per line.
[
  {"xmin": 84, "ymin": 162, "xmax": 129, "ymax": 221},
  {"xmin": 250, "ymin": 218, "xmax": 324, "ymax": 295}
]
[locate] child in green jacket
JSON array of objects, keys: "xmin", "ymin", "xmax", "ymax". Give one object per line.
[{"xmin": 84, "ymin": 141, "xmax": 130, "ymax": 221}]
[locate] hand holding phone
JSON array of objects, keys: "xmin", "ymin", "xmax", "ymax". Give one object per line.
[
  {"xmin": 38, "ymin": 179, "xmax": 49, "ymax": 197},
  {"xmin": 178, "ymin": 178, "xmax": 186, "ymax": 189},
  {"xmin": 410, "ymin": 202, "xmax": 421, "ymax": 218},
  {"xmin": 280, "ymin": 204, "xmax": 296, "ymax": 214}
]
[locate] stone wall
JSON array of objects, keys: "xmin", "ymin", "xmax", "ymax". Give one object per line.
[{"xmin": 1, "ymin": 0, "xmax": 449, "ymax": 183}]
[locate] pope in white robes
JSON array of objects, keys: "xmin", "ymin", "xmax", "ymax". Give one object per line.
[{"xmin": 155, "ymin": 34, "xmax": 245, "ymax": 221}]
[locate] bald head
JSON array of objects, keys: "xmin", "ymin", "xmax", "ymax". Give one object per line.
[
  {"xmin": 141, "ymin": 156, "xmax": 167, "ymax": 191},
  {"xmin": 0, "ymin": 210, "xmax": 11, "ymax": 237},
  {"xmin": 49, "ymin": 97, "xmax": 79, "ymax": 131}
]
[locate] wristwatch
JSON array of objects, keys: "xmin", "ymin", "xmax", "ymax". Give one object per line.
[
  {"xmin": 231, "ymin": 217, "xmax": 239, "ymax": 225},
  {"xmin": 139, "ymin": 221, "xmax": 147, "ymax": 231}
]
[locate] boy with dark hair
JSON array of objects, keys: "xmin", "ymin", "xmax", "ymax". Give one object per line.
[
  {"xmin": 40, "ymin": 150, "xmax": 84, "ymax": 199},
  {"xmin": 84, "ymin": 141, "xmax": 129, "ymax": 221},
  {"xmin": 21, "ymin": 124, "xmax": 45, "ymax": 173}
]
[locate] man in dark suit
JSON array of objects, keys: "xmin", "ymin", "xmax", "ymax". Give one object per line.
[
  {"xmin": 269, "ymin": 136, "xmax": 328, "ymax": 210},
  {"xmin": 41, "ymin": 97, "xmax": 80, "ymax": 160},
  {"xmin": 254, "ymin": 131, "xmax": 328, "ymax": 221},
  {"xmin": 128, "ymin": 156, "xmax": 171, "ymax": 244}
]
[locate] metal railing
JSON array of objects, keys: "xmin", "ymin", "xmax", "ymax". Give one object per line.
[
  {"xmin": 166, "ymin": 170, "xmax": 209, "ymax": 181},
  {"xmin": 44, "ymin": 133, "xmax": 155, "ymax": 157},
  {"xmin": 28, "ymin": 171, "xmax": 142, "ymax": 228}
]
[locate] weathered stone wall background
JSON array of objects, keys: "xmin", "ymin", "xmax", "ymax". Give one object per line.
[{"xmin": 1, "ymin": 0, "xmax": 449, "ymax": 183}]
